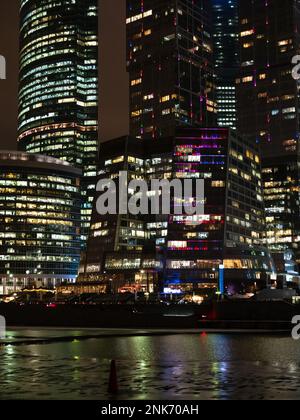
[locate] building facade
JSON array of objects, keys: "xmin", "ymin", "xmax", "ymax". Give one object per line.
[
  {"xmin": 82, "ymin": 128, "xmax": 274, "ymax": 295},
  {"xmin": 164, "ymin": 127, "xmax": 274, "ymax": 293},
  {"xmin": 262, "ymin": 156, "xmax": 300, "ymax": 277},
  {"xmin": 0, "ymin": 151, "xmax": 81, "ymax": 295},
  {"xmin": 80, "ymin": 136, "xmax": 160, "ymax": 293},
  {"xmin": 126, "ymin": 0, "xmax": 217, "ymax": 139},
  {"xmin": 236, "ymin": 0, "xmax": 300, "ymax": 271},
  {"xmin": 18, "ymin": 0, "xmax": 99, "ymax": 247},
  {"xmin": 212, "ymin": 0, "xmax": 239, "ymax": 129}
]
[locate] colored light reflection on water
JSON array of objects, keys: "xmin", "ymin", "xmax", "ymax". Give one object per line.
[{"xmin": 0, "ymin": 329, "xmax": 300, "ymax": 400}]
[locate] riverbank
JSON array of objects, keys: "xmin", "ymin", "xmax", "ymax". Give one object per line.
[
  {"xmin": 0, "ymin": 327, "xmax": 291, "ymax": 348},
  {"xmin": 0, "ymin": 300, "xmax": 299, "ymax": 330}
]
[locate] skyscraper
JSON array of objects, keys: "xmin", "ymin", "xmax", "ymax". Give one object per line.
[
  {"xmin": 81, "ymin": 128, "xmax": 274, "ymax": 295},
  {"xmin": 18, "ymin": 0, "xmax": 99, "ymax": 247},
  {"xmin": 236, "ymin": 0, "xmax": 300, "ymax": 273},
  {"xmin": 126, "ymin": 0, "xmax": 217, "ymax": 139},
  {"xmin": 80, "ymin": 136, "xmax": 159, "ymax": 293},
  {"xmin": 212, "ymin": 0, "xmax": 239, "ymax": 129},
  {"xmin": 0, "ymin": 151, "xmax": 81, "ymax": 294}
]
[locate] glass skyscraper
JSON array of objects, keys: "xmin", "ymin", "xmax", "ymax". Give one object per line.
[
  {"xmin": 212, "ymin": 0, "xmax": 239, "ymax": 129},
  {"xmin": 126, "ymin": 0, "xmax": 217, "ymax": 139},
  {"xmin": 18, "ymin": 0, "xmax": 99, "ymax": 247},
  {"xmin": 0, "ymin": 151, "xmax": 81, "ymax": 294},
  {"xmin": 237, "ymin": 0, "xmax": 300, "ymax": 275},
  {"xmin": 81, "ymin": 129, "xmax": 274, "ymax": 295}
]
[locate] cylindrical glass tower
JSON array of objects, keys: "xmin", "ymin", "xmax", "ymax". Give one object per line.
[
  {"xmin": 18, "ymin": 0, "xmax": 99, "ymax": 247},
  {"xmin": 0, "ymin": 151, "xmax": 82, "ymax": 294}
]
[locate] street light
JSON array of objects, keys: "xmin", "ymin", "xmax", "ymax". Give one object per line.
[{"xmin": 109, "ymin": 278, "xmax": 113, "ymax": 294}]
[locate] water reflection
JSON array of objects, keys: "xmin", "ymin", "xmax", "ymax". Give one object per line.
[{"xmin": 1, "ymin": 331, "xmax": 300, "ymax": 400}]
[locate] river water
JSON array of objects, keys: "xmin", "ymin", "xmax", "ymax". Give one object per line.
[{"xmin": 0, "ymin": 328, "xmax": 300, "ymax": 400}]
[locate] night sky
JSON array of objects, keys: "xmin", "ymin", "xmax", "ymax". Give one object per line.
[{"xmin": 0, "ymin": 0, "xmax": 129, "ymax": 151}]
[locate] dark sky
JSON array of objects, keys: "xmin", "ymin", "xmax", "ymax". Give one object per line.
[{"xmin": 0, "ymin": 0, "xmax": 129, "ymax": 151}]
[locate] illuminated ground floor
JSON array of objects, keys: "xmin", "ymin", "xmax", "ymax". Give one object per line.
[
  {"xmin": 75, "ymin": 262, "xmax": 277, "ymax": 297},
  {"xmin": 0, "ymin": 275, "xmax": 76, "ymax": 295}
]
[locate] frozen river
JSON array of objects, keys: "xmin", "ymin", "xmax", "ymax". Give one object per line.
[{"xmin": 0, "ymin": 328, "xmax": 300, "ymax": 400}]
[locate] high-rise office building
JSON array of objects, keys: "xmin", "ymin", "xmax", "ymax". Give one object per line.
[
  {"xmin": 81, "ymin": 128, "xmax": 274, "ymax": 295},
  {"xmin": 262, "ymin": 156, "xmax": 300, "ymax": 278},
  {"xmin": 0, "ymin": 151, "xmax": 81, "ymax": 294},
  {"xmin": 212, "ymin": 0, "xmax": 239, "ymax": 129},
  {"xmin": 126, "ymin": 0, "xmax": 217, "ymax": 139},
  {"xmin": 80, "ymin": 136, "xmax": 162, "ymax": 293},
  {"xmin": 18, "ymin": 0, "xmax": 99, "ymax": 247},
  {"xmin": 164, "ymin": 127, "xmax": 273, "ymax": 293},
  {"xmin": 236, "ymin": 0, "xmax": 300, "ymax": 273}
]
